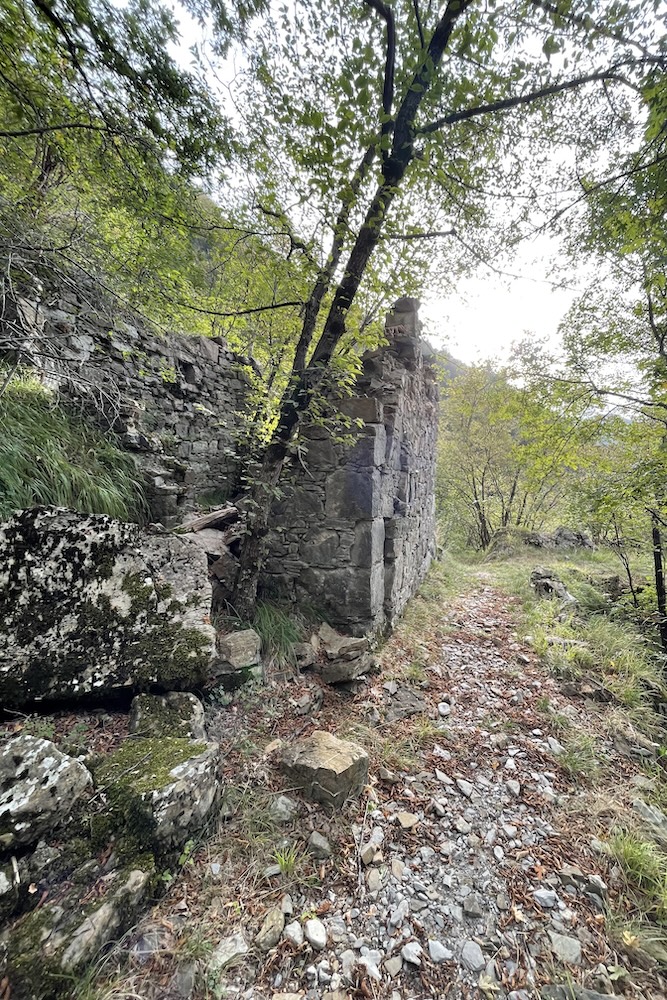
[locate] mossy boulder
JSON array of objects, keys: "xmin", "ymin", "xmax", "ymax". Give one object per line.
[
  {"xmin": 0, "ymin": 861, "xmax": 154, "ymax": 1000},
  {"xmin": 90, "ymin": 736, "xmax": 220, "ymax": 850},
  {"xmin": 0, "ymin": 506, "xmax": 217, "ymax": 708},
  {"xmin": 128, "ymin": 691, "xmax": 206, "ymax": 739}
]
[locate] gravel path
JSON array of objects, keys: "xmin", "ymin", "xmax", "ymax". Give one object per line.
[{"xmin": 105, "ymin": 582, "xmax": 667, "ymax": 1000}]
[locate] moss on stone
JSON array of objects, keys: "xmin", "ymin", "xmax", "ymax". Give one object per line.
[
  {"xmin": 93, "ymin": 736, "xmax": 206, "ymax": 795},
  {"xmin": 90, "ymin": 737, "xmax": 207, "ymax": 852},
  {"xmin": 4, "ymin": 856, "xmax": 157, "ymax": 998},
  {"xmin": 130, "ymin": 693, "xmax": 200, "ymax": 738},
  {"xmin": 121, "ymin": 571, "xmax": 156, "ymax": 613}
]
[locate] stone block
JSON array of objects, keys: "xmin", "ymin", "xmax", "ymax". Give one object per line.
[
  {"xmin": 338, "ymin": 396, "xmax": 383, "ymax": 423},
  {"xmin": 281, "ymin": 730, "xmax": 369, "ymax": 809},
  {"xmin": 320, "ymin": 651, "xmax": 376, "ymax": 685},
  {"xmin": 128, "ymin": 691, "xmax": 207, "ymax": 740},
  {"xmin": 181, "ymin": 527, "xmax": 228, "ymax": 558},
  {"xmin": 325, "ymin": 469, "xmax": 381, "ymax": 520},
  {"xmin": 0, "ymin": 735, "xmax": 92, "ymax": 849},
  {"xmin": 218, "ymin": 629, "xmax": 261, "ymax": 669},
  {"xmin": 303, "ymin": 434, "xmax": 339, "ymax": 470},
  {"xmin": 351, "ymin": 519, "xmax": 385, "ymax": 567},
  {"xmin": 91, "ymin": 738, "xmax": 220, "ymax": 848},
  {"xmin": 197, "ymin": 337, "xmax": 220, "ymax": 365},
  {"xmin": 299, "ymin": 529, "xmax": 342, "ymax": 567}
]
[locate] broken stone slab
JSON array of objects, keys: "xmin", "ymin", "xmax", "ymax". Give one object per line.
[
  {"xmin": 320, "ymin": 651, "xmax": 376, "ymax": 685},
  {"xmin": 181, "ymin": 527, "xmax": 229, "ymax": 558},
  {"xmin": 0, "ymin": 506, "xmax": 217, "ymax": 709},
  {"xmin": 293, "ymin": 642, "xmax": 317, "ymax": 670},
  {"xmin": 318, "ymin": 622, "xmax": 368, "ymax": 661},
  {"xmin": 214, "ymin": 628, "xmax": 263, "ymax": 688},
  {"xmin": 209, "ymin": 931, "xmax": 249, "ymax": 971},
  {"xmin": 385, "ymin": 685, "xmax": 428, "ymax": 722},
  {"xmin": 209, "ymin": 549, "xmax": 240, "ymax": 593},
  {"xmin": 281, "ymin": 730, "xmax": 369, "ymax": 810},
  {"xmin": 128, "ymin": 691, "xmax": 206, "ymax": 740},
  {"xmin": 90, "ymin": 737, "xmax": 219, "ymax": 849},
  {"xmin": 2, "ymin": 863, "xmax": 153, "ymax": 998},
  {"xmin": 0, "ymin": 735, "xmax": 92, "ymax": 850}
]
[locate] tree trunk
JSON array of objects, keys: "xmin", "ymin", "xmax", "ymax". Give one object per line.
[
  {"xmin": 230, "ymin": 0, "xmax": 473, "ymax": 617},
  {"xmin": 651, "ymin": 513, "xmax": 667, "ymax": 652}
]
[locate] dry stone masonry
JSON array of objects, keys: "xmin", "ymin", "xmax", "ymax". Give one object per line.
[
  {"xmin": 13, "ymin": 287, "xmax": 252, "ymax": 526},
  {"xmin": 263, "ymin": 298, "xmax": 439, "ymax": 634},
  {"xmin": 7, "ymin": 290, "xmax": 438, "ymax": 636}
]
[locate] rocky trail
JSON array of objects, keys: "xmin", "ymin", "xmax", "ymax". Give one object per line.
[{"xmin": 86, "ymin": 573, "xmax": 667, "ymax": 1000}]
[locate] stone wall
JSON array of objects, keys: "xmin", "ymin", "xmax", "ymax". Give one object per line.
[
  {"xmin": 13, "ymin": 288, "xmax": 252, "ymax": 526},
  {"xmin": 262, "ymin": 298, "xmax": 439, "ymax": 634},
  {"xmin": 7, "ymin": 290, "xmax": 438, "ymax": 634}
]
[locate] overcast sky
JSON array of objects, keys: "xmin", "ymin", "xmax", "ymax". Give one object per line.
[{"xmin": 420, "ymin": 232, "xmax": 585, "ymax": 366}]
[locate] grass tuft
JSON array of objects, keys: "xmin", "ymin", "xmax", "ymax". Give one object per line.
[
  {"xmin": 252, "ymin": 600, "xmax": 306, "ymax": 667},
  {"xmin": 559, "ymin": 733, "xmax": 601, "ymax": 782},
  {"xmin": 0, "ymin": 369, "xmax": 145, "ymax": 521},
  {"xmin": 611, "ymin": 830, "xmax": 667, "ymax": 915}
]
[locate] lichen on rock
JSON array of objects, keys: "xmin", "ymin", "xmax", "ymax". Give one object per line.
[
  {"xmin": 128, "ymin": 691, "xmax": 207, "ymax": 740},
  {"xmin": 0, "ymin": 506, "xmax": 217, "ymax": 708},
  {"xmin": 0, "ymin": 735, "xmax": 92, "ymax": 850},
  {"xmin": 1, "ymin": 860, "xmax": 154, "ymax": 999}
]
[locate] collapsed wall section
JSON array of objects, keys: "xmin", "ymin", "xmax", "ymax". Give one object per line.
[{"xmin": 261, "ymin": 298, "xmax": 439, "ymax": 634}]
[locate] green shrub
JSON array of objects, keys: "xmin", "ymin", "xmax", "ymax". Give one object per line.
[{"xmin": 0, "ymin": 370, "xmax": 145, "ymax": 521}]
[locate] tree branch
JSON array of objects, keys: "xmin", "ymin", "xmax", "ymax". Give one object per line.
[
  {"xmin": 381, "ymin": 228, "xmax": 456, "ymax": 240},
  {"xmin": 0, "ymin": 122, "xmax": 135, "ymax": 139},
  {"xmin": 171, "ymin": 299, "xmax": 304, "ymax": 319},
  {"xmin": 529, "ymin": 0, "xmax": 660, "ymax": 62},
  {"xmin": 364, "ymin": 0, "xmax": 396, "ymax": 156},
  {"xmin": 412, "ymin": 0, "xmax": 425, "ymax": 49},
  {"xmin": 419, "ymin": 69, "xmax": 638, "ymax": 135}
]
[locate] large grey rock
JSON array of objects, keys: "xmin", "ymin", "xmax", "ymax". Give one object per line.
[
  {"xmin": 530, "ymin": 566, "xmax": 577, "ymax": 605},
  {"xmin": 320, "ymin": 651, "xmax": 376, "ymax": 685},
  {"xmin": 2, "ymin": 863, "xmax": 153, "ymax": 996},
  {"xmin": 281, "ymin": 730, "xmax": 369, "ymax": 809},
  {"xmin": 0, "ymin": 507, "xmax": 217, "ymax": 708},
  {"xmin": 0, "ymin": 735, "xmax": 92, "ymax": 849},
  {"xmin": 91, "ymin": 737, "xmax": 220, "ymax": 849},
  {"xmin": 128, "ymin": 691, "xmax": 206, "ymax": 739},
  {"xmin": 316, "ymin": 623, "xmax": 374, "ymax": 684}
]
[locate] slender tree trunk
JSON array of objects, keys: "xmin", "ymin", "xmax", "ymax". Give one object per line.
[
  {"xmin": 231, "ymin": 0, "xmax": 473, "ymax": 618},
  {"xmin": 651, "ymin": 513, "xmax": 667, "ymax": 652},
  {"xmin": 612, "ymin": 516, "xmax": 638, "ymax": 608}
]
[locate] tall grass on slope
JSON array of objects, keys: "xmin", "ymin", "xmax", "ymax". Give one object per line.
[{"xmin": 0, "ymin": 370, "xmax": 145, "ymax": 521}]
